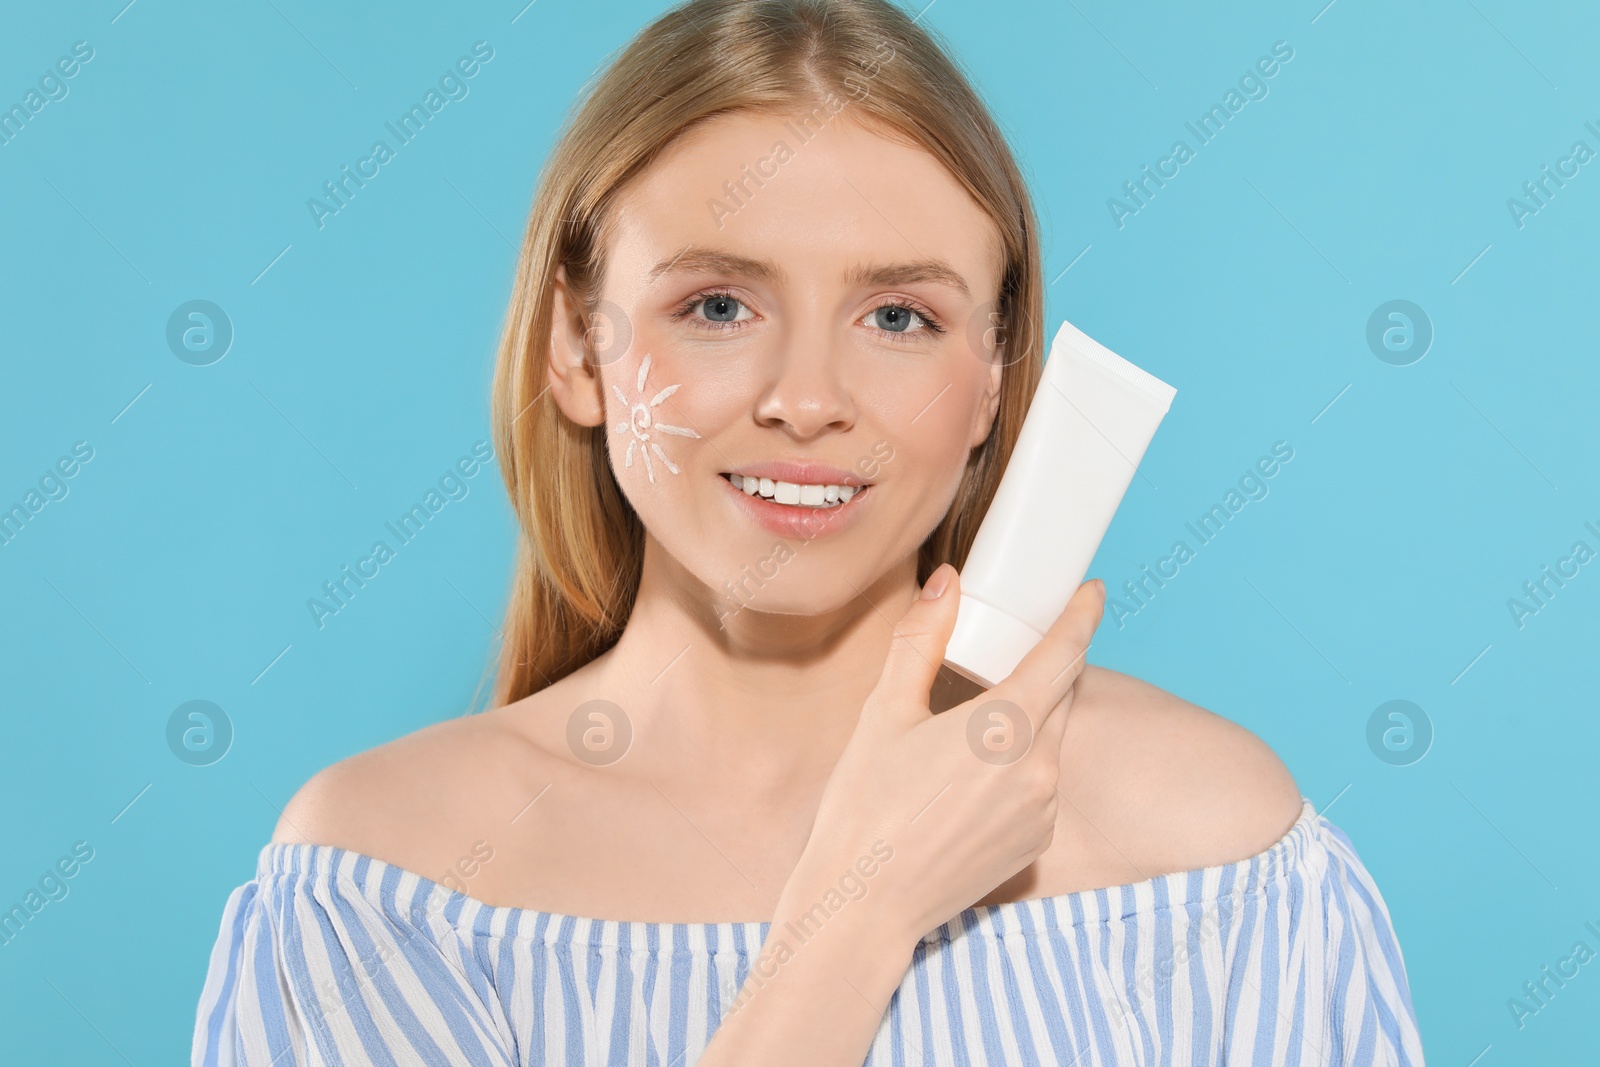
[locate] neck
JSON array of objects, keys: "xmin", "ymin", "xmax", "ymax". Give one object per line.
[{"xmin": 591, "ymin": 535, "xmax": 918, "ymax": 789}]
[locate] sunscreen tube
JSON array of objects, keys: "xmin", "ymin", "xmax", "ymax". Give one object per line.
[{"xmin": 934, "ymin": 318, "xmax": 1177, "ymax": 702}]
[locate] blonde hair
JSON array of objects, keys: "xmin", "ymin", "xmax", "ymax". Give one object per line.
[{"xmin": 486, "ymin": 0, "xmax": 1044, "ymax": 708}]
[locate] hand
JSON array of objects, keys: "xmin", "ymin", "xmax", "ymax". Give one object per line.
[{"xmin": 777, "ymin": 564, "xmax": 1107, "ymax": 950}]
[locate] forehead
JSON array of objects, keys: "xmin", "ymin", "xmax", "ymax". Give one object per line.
[{"xmin": 605, "ymin": 108, "xmax": 1003, "ymax": 294}]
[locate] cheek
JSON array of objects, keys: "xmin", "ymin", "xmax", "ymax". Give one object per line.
[
  {"xmin": 601, "ymin": 351, "xmax": 741, "ymax": 488},
  {"xmin": 857, "ymin": 367, "xmax": 987, "ymax": 479},
  {"xmin": 894, "ymin": 421, "xmax": 974, "ymax": 507},
  {"xmin": 603, "ymin": 352, "xmax": 696, "ymax": 484}
]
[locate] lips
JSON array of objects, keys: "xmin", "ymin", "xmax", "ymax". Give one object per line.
[{"xmin": 718, "ymin": 470, "xmax": 873, "ymax": 539}]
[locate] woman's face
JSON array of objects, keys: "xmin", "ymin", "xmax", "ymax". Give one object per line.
[{"xmin": 552, "ymin": 108, "xmax": 1006, "ymax": 626}]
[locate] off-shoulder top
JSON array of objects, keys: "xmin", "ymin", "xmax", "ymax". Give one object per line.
[{"xmin": 192, "ymin": 797, "xmax": 1424, "ymax": 1065}]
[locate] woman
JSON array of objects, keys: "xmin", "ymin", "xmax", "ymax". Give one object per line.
[{"xmin": 193, "ymin": 1, "xmax": 1423, "ymax": 1063}]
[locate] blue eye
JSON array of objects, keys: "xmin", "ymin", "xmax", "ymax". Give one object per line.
[
  {"xmin": 699, "ymin": 294, "xmax": 742, "ymax": 323},
  {"xmin": 869, "ymin": 305, "xmax": 926, "ymax": 333},
  {"xmin": 675, "ymin": 291, "xmax": 751, "ymax": 330},
  {"xmin": 858, "ymin": 301, "xmax": 947, "ymax": 340}
]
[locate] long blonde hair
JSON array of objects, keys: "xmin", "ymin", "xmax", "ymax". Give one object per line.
[{"xmin": 486, "ymin": 0, "xmax": 1045, "ymax": 708}]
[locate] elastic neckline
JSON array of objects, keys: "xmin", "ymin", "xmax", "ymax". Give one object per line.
[{"xmin": 260, "ymin": 797, "xmax": 1326, "ymax": 951}]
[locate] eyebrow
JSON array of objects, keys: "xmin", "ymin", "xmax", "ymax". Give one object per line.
[{"xmin": 647, "ymin": 247, "xmax": 971, "ymax": 299}]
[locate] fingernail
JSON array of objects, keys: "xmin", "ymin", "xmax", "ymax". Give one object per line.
[{"xmin": 922, "ymin": 565, "xmax": 952, "ymax": 600}]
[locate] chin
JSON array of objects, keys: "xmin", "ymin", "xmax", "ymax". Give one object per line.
[{"xmin": 701, "ymin": 550, "xmax": 883, "ymax": 626}]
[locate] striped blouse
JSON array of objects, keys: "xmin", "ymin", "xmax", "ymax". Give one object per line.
[{"xmin": 193, "ymin": 797, "xmax": 1424, "ymax": 1065}]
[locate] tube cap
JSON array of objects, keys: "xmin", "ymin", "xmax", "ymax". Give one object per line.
[{"xmin": 943, "ymin": 592, "xmax": 1047, "ymax": 690}]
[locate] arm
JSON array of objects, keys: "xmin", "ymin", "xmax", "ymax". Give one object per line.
[
  {"xmin": 696, "ymin": 567, "xmax": 1106, "ymax": 1066},
  {"xmin": 695, "ymin": 863, "xmax": 920, "ymax": 1066}
]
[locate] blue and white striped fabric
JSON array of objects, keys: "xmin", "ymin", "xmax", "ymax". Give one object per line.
[{"xmin": 193, "ymin": 797, "xmax": 1424, "ymax": 1065}]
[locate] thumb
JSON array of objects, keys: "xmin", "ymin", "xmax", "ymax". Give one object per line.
[{"xmin": 869, "ymin": 563, "xmax": 962, "ymax": 721}]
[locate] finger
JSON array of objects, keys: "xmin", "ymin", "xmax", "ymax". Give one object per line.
[
  {"xmin": 1029, "ymin": 674, "xmax": 1080, "ymax": 766},
  {"xmin": 868, "ymin": 563, "xmax": 962, "ymax": 724},
  {"xmin": 998, "ymin": 578, "xmax": 1105, "ymax": 736}
]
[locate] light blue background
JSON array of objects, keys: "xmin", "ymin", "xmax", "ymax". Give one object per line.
[{"xmin": 2, "ymin": 0, "xmax": 1596, "ymax": 1061}]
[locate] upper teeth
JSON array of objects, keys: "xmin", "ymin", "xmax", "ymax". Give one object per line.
[{"xmin": 725, "ymin": 473, "xmax": 863, "ymax": 508}]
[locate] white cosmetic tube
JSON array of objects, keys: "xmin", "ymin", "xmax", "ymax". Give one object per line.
[{"xmin": 936, "ymin": 318, "xmax": 1177, "ymax": 699}]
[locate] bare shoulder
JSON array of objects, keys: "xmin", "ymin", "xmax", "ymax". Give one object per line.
[
  {"xmin": 271, "ymin": 701, "xmax": 562, "ymax": 877},
  {"xmin": 1054, "ymin": 663, "xmax": 1305, "ymax": 879}
]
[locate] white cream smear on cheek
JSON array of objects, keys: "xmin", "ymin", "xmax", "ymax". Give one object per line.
[{"xmin": 609, "ymin": 352, "xmax": 702, "ymax": 484}]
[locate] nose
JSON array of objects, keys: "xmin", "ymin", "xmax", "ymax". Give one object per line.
[{"xmin": 752, "ymin": 330, "xmax": 857, "ymax": 440}]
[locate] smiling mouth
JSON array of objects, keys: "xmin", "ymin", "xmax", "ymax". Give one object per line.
[{"xmin": 719, "ymin": 472, "xmax": 871, "ymax": 509}]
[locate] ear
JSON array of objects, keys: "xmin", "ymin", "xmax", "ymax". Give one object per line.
[
  {"xmin": 968, "ymin": 350, "xmax": 1005, "ymax": 448},
  {"xmin": 545, "ymin": 264, "xmax": 607, "ymax": 429}
]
